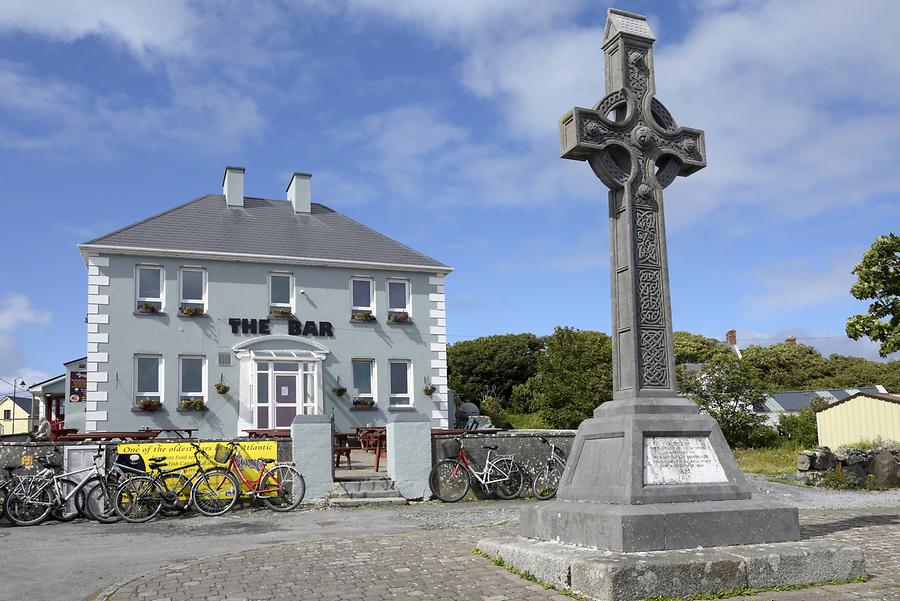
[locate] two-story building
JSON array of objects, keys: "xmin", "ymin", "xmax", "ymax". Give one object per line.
[{"xmin": 68, "ymin": 167, "xmax": 452, "ymax": 438}]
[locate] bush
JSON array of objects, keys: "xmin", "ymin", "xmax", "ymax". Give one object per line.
[
  {"xmin": 478, "ymin": 396, "xmax": 511, "ymax": 429},
  {"xmin": 778, "ymin": 398, "xmax": 828, "ymax": 448},
  {"xmin": 816, "ymin": 465, "xmax": 856, "ymax": 490}
]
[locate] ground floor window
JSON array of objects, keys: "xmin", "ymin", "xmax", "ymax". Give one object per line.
[
  {"xmin": 179, "ymin": 355, "xmax": 206, "ymax": 407},
  {"xmin": 352, "ymin": 359, "xmax": 375, "ymax": 407},
  {"xmin": 389, "ymin": 360, "xmax": 412, "ymax": 407},
  {"xmin": 255, "ymin": 360, "xmax": 317, "ymax": 428}
]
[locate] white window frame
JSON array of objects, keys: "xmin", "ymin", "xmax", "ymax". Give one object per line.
[
  {"xmin": 178, "ymin": 266, "xmax": 207, "ymax": 311},
  {"xmin": 388, "ymin": 359, "xmax": 413, "ymax": 407},
  {"xmin": 268, "ymin": 272, "xmax": 295, "ymax": 311},
  {"xmin": 387, "ymin": 278, "xmax": 410, "ymax": 314},
  {"xmin": 134, "ymin": 354, "xmax": 164, "ymax": 405},
  {"xmin": 351, "ymin": 277, "xmax": 375, "ymax": 314},
  {"xmin": 351, "ymin": 358, "xmax": 377, "ymax": 406},
  {"xmin": 178, "ymin": 354, "xmax": 207, "ymax": 404},
  {"xmin": 135, "ymin": 264, "xmax": 164, "ymax": 310}
]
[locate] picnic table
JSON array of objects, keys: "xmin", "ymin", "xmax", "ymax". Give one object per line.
[
  {"xmin": 354, "ymin": 427, "xmax": 387, "ymax": 472},
  {"xmin": 157, "ymin": 428, "xmax": 198, "ymax": 439},
  {"xmin": 243, "ymin": 429, "xmax": 291, "ymax": 439},
  {"xmin": 56, "ymin": 430, "xmax": 162, "ymax": 441},
  {"xmin": 334, "ymin": 432, "xmax": 352, "ymax": 469}
]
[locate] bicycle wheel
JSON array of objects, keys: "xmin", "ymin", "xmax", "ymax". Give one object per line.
[
  {"xmin": 260, "ymin": 464, "xmax": 305, "ymax": 511},
  {"xmin": 4, "ymin": 483, "xmax": 53, "ymax": 526},
  {"xmin": 51, "ymin": 478, "xmax": 81, "ymax": 522},
  {"xmin": 0, "ymin": 481, "xmax": 10, "ymax": 522},
  {"xmin": 158, "ymin": 473, "xmax": 192, "ymax": 515},
  {"xmin": 428, "ymin": 460, "xmax": 471, "ymax": 503},
  {"xmin": 491, "ymin": 459, "xmax": 525, "ymax": 500},
  {"xmin": 531, "ymin": 465, "xmax": 562, "ymax": 501},
  {"xmin": 83, "ymin": 478, "xmax": 123, "ymax": 523},
  {"xmin": 191, "ymin": 468, "xmax": 239, "ymax": 516},
  {"xmin": 115, "ymin": 476, "xmax": 164, "ymax": 523}
]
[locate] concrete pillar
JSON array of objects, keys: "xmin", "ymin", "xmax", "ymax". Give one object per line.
[
  {"xmin": 386, "ymin": 412, "xmax": 432, "ymax": 500},
  {"xmin": 291, "ymin": 415, "xmax": 333, "ymax": 502}
]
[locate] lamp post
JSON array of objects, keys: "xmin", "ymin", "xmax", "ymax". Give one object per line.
[{"xmin": 1, "ymin": 376, "xmax": 28, "ymax": 433}]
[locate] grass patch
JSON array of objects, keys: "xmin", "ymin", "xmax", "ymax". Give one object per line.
[
  {"xmin": 507, "ymin": 412, "xmax": 552, "ymax": 429},
  {"xmin": 733, "ymin": 442, "xmax": 804, "ymax": 477},
  {"xmin": 474, "ymin": 547, "xmax": 867, "ymax": 601}
]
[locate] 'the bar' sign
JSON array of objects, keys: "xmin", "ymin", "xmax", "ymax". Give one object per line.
[{"xmin": 228, "ymin": 318, "xmax": 334, "ymax": 338}]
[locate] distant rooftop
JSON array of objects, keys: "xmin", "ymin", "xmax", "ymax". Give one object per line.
[
  {"xmin": 80, "ymin": 195, "xmax": 450, "ymax": 273},
  {"xmin": 758, "ymin": 387, "xmax": 887, "ymax": 413}
]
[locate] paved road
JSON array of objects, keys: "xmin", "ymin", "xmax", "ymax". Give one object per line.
[{"xmin": 2, "ymin": 501, "xmax": 899, "ymax": 601}]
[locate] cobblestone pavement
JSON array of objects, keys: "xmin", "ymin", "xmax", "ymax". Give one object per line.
[{"xmin": 96, "ymin": 507, "xmax": 900, "ymax": 601}]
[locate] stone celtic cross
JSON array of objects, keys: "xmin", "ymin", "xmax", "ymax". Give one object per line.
[{"xmin": 560, "ymin": 9, "xmax": 706, "ymax": 401}]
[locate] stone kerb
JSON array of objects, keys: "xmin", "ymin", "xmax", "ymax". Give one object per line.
[
  {"xmin": 386, "ymin": 412, "xmax": 431, "ymax": 499},
  {"xmin": 291, "ymin": 415, "xmax": 333, "ymax": 501},
  {"xmin": 431, "ymin": 430, "xmax": 575, "ymax": 479}
]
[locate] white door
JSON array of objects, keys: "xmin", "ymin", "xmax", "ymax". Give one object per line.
[{"xmin": 255, "ymin": 361, "xmax": 319, "ymax": 429}]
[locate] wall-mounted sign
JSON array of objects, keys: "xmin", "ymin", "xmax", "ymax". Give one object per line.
[
  {"xmin": 69, "ymin": 371, "xmax": 87, "ymax": 402},
  {"xmin": 228, "ymin": 318, "xmax": 334, "ymax": 338}
]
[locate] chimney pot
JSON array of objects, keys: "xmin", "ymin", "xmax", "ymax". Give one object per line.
[
  {"xmin": 785, "ymin": 336, "xmax": 797, "ymax": 345},
  {"xmin": 287, "ymin": 172, "xmax": 312, "ymax": 213},
  {"xmin": 223, "ymin": 166, "xmax": 245, "ymax": 208},
  {"xmin": 725, "ymin": 329, "xmax": 737, "ymax": 346}
]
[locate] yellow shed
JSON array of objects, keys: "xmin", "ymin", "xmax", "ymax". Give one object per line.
[{"xmin": 816, "ymin": 392, "xmax": 900, "ymax": 448}]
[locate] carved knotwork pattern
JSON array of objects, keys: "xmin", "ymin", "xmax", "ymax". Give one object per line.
[
  {"xmin": 594, "ymin": 89, "xmax": 628, "ymax": 117},
  {"xmin": 659, "ymin": 133, "xmax": 701, "ymax": 161},
  {"xmin": 650, "ymin": 98, "xmax": 676, "ymax": 131},
  {"xmin": 634, "ymin": 209, "xmax": 659, "ymax": 266},
  {"xmin": 640, "ymin": 329, "xmax": 669, "ymax": 387},
  {"xmin": 638, "ymin": 269, "xmax": 663, "ymax": 326},
  {"xmin": 628, "ymin": 49, "xmax": 648, "ymax": 101}
]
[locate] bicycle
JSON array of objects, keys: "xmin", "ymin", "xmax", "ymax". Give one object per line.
[
  {"xmin": 114, "ymin": 442, "xmax": 239, "ymax": 522},
  {"xmin": 531, "ymin": 436, "xmax": 567, "ymax": 500},
  {"xmin": 428, "ymin": 437, "xmax": 525, "ymax": 503},
  {"xmin": 3, "ymin": 447, "xmax": 105, "ymax": 526},
  {"xmin": 208, "ymin": 441, "xmax": 305, "ymax": 512}
]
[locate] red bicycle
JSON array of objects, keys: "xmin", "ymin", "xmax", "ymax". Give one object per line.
[
  {"xmin": 428, "ymin": 437, "xmax": 525, "ymax": 502},
  {"xmin": 207, "ymin": 441, "xmax": 306, "ymax": 512}
]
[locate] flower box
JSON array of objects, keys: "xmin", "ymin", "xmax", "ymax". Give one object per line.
[
  {"xmin": 137, "ymin": 398, "xmax": 161, "ymax": 412},
  {"xmin": 179, "ymin": 305, "xmax": 205, "ymax": 317},
  {"xmin": 136, "ymin": 303, "xmax": 161, "ymax": 314},
  {"xmin": 351, "ymin": 312, "xmax": 376, "ymax": 322},
  {"xmin": 388, "ymin": 311, "xmax": 410, "ymax": 323},
  {"xmin": 178, "ymin": 397, "xmax": 206, "ymax": 411},
  {"xmin": 352, "ymin": 398, "xmax": 375, "ymax": 408},
  {"xmin": 269, "ymin": 307, "xmax": 294, "ymax": 318}
]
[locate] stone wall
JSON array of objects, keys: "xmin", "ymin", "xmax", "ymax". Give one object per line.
[
  {"xmin": 798, "ymin": 444, "xmax": 900, "ymax": 488},
  {"xmin": 431, "ymin": 430, "xmax": 576, "ymax": 480}
]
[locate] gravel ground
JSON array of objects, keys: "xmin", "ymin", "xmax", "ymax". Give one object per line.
[{"xmin": 746, "ymin": 473, "xmax": 900, "ymax": 509}]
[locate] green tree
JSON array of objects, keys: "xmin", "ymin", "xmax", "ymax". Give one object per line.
[
  {"xmin": 447, "ymin": 333, "xmax": 545, "ymax": 407},
  {"xmin": 673, "ymin": 331, "xmax": 726, "ymax": 365},
  {"xmin": 846, "ymin": 233, "xmax": 900, "ymax": 357},
  {"xmin": 740, "ymin": 342, "xmax": 827, "ymax": 391},
  {"xmin": 778, "ymin": 397, "xmax": 829, "ymax": 448},
  {"xmin": 679, "ymin": 355, "xmax": 771, "ymax": 448},
  {"xmin": 523, "ymin": 327, "xmax": 613, "ymax": 429}
]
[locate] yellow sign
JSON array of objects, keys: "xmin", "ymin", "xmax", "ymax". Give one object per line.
[
  {"xmin": 116, "ymin": 441, "xmax": 278, "ymax": 494},
  {"xmin": 21, "ymin": 455, "xmax": 32, "ymax": 467}
]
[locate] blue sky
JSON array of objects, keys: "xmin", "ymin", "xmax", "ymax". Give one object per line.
[{"xmin": 1, "ymin": 0, "xmax": 899, "ymax": 387}]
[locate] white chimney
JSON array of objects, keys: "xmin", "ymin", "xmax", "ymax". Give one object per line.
[
  {"xmin": 222, "ymin": 166, "xmax": 245, "ymax": 207},
  {"xmin": 286, "ymin": 172, "xmax": 311, "ymax": 213}
]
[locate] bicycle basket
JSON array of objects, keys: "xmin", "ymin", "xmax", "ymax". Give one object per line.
[
  {"xmin": 214, "ymin": 444, "xmax": 233, "ymax": 463},
  {"xmin": 441, "ymin": 439, "xmax": 461, "ymax": 460}
]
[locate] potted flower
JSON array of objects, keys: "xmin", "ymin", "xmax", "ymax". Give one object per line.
[
  {"xmin": 215, "ymin": 382, "xmax": 230, "ymax": 395},
  {"xmin": 137, "ymin": 398, "xmax": 161, "ymax": 412},
  {"xmin": 388, "ymin": 311, "xmax": 410, "ymax": 323},
  {"xmin": 178, "ymin": 397, "xmax": 206, "ymax": 411},
  {"xmin": 179, "ymin": 305, "xmax": 204, "ymax": 316},
  {"xmin": 424, "ymin": 384, "xmax": 437, "ymax": 396},
  {"xmin": 269, "ymin": 307, "xmax": 293, "ymax": 318},
  {"xmin": 351, "ymin": 312, "xmax": 376, "ymax": 322},
  {"xmin": 332, "ymin": 377, "xmax": 347, "ymax": 397},
  {"xmin": 352, "ymin": 397, "xmax": 375, "ymax": 408},
  {"xmin": 136, "ymin": 303, "xmax": 160, "ymax": 314}
]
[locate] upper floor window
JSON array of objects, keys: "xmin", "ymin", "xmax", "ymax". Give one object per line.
[
  {"xmin": 135, "ymin": 354, "xmax": 163, "ymax": 408},
  {"xmin": 269, "ymin": 272, "xmax": 294, "ymax": 315},
  {"xmin": 136, "ymin": 265, "xmax": 163, "ymax": 313},
  {"xmin": 387, "ymin": 279, "xmax": 410, "ymax": 322},
  {"xmin": 352, "ymin": 359, "xmax": 375, "ymax": 407},
  {"xmin": 351, "ymin": 277, "xmax": 374, "ymax": 317},
  {"xmin": 179, "ymin": 267, "xmax": 207, "ymax": 315},
  {"xmin": 389, "ymin": 360, "xmax": 412, "ymax": 407},
  {"xmin": 3, "ymin": 409, "xmax": 10, "ymax": 420}
]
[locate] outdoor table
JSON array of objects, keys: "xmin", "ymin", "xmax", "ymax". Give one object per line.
[
  {"xmin": 334, "ymin": 432, "xmax": 352, "ymax": 469},
  {"xmin": 157, "ymin": 428, "xmax": 198, "ymax": 439},
  {"xmin": 354, "ymin": 426, "xmax": 385, "ymax": 452},
  {"xmin": 356, "ymin": 430, "xmax": 387, "ymax": 472},
  {"xmin": 55, "ymin": 430, "xmax": 162, "ymax": 441},
  {"xmin": 243, "ymin": 429, "xmax": 291, "ymax": 439}
]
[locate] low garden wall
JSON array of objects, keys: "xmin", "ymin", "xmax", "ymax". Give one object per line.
[
  {"xmin": 798, "ymin": 444, "xmax": 900, "ymax": 488},
  {"xmin": 431, "ymin": 430, "xmax": 576, "ymax": 479}
]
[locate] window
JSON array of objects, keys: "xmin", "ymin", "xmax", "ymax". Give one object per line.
[
  {"xmin": 3, "ymin": 410, "xmax": 10, "ymax": 420},
  {"xmin": 389, "ymin": 360, "xmax": 412, "ymax": 407},
  {"xmin": 136, "ymin": 265, "xmax": 163, "ymax": 311},
  {"xmin": 387, "ymin": 279, "xmax": 410, "ymax": 321},
  {"xmin": 269, "ymin": 272, "xmax": 294, "ymax": 312},
  {"xmin": 351, "ymin": 277, "xmax": 374, "ymax": 314},
  {"xmin": 352, "ymin": 359, "xmax": 375, "ymax": 407},
  {"xmin": 179, "ymin": 355, "xmax": 206, "ymax": 406},
  {"xmin": 179, "ymin": 267, "xmax": 206, "ymax": 312},
  {"xmin": 134, "ymin": 355, "xmax": 163, "ymax": 405}
]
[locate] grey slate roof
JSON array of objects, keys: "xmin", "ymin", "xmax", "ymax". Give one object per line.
[
  {"xmin": 82, "ymin": 196, "xmax": 450, "ymax": 271},
  {"xmin": 2, "ymin": 394, "xmax": 33, "ymax": 413},
  {"xmin": 759, "ymin": 387, "xmax": 885, "ymax": 413}
]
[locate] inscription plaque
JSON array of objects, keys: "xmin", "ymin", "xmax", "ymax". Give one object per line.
[{"xmin": 643, "ymin": 436, "xmax": 727, "ymax": 485}]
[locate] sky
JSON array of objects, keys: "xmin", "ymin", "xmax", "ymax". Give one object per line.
[{"xmin": 1, "ymin": 0, "xmax": 899, "ymax": 389}]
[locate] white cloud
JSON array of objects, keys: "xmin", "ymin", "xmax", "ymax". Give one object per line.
[
  {"xmin": 735, "ymin": 328, "xmax": 899, "ymax": 362},
  {"xmin": 741, "ymin": 255, "xmax": 857, "ymax": 315},
  {"xmin": 0, "ymin": 294, "xmax": 52, "ymax": 391}
]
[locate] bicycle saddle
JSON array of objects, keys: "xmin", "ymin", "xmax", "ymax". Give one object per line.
[
  {"xmin": 149, "ymin": 456, "xmax": 167, "ymax": 462},
  {"xmin": 258, "ymin": 458, "xmax": 276, "ymax": 464},
  {"xmin": 482, "ymin": 445, "xmax": 498, "ymax": 450},
  {"xmin": 148, "ymin": 460, "xmax": 168, "ymax": 468}
]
